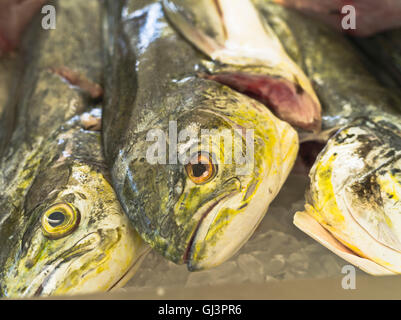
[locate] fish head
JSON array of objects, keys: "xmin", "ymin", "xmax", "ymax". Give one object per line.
[
  {"xmin": 163, "ymin": 0, "xmax": 321, "ymax": 132},
  {"xmin": 0, "ymin": 132, "xmax": 147, "ymax": 298},
  {"xmin": 300, "ymin": 116, "xmax": 401, "ymax": 274},
  {"xmin": 117, "ymin": 85, "xmax": 298, "ymax": 270}
]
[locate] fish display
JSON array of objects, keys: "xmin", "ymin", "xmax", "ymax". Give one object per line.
[
  {"xmin": 1, "ymin": 0, "xmax": 401, "ymax": 300},
  {"xmin": 103, "ymin": 0, "xmax": 298, "ymax": 271},
  {"xmin": 253, "ymin": 0, "xmax": 401, "ymax": 275},
  {"xmin": 162, "ymin": 0, "xmax": 321, "ymax": 132},
  {"xmin": 0, "ymin": 0, "xmax": 148, "ymax": 297}
]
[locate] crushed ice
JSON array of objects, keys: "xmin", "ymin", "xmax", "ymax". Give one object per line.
[{"xmin": 124, "ymin": 174, "xmax": 360, "ymax": 289}]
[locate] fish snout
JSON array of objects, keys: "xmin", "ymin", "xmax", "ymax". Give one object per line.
[{"xmin": 185, "ymin": 177, "xmax": 265, "ymax": 271}]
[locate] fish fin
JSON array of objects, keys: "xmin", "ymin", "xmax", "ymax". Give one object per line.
[
  {"xmin": 210, "ymin": 0, "xmax": 285, "ymax": 63},
  {"xmin": 299, "ymin": 126, "xmax": 342, "ymax": 144},
  {"xmin": 162, "ymin": 0, "xmax": 283, "ymax": 64},
  {"xmin": 50, "ymin": 67, "xmax": 103, "ymax": 99},
  {"xmin": 162, "ymin": 0, "xmax": 224, "ymax": 58},
  {"xmin": 294, "ymin": 210, "xmax": 395, "ymax": 276}
]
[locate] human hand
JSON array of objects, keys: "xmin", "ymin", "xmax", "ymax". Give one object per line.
[
  {"xmin": 273, "ymin": 0, "xmax": 401, "ymax": 37},
  {"xmin": 0, "ymin": 0, "xmax": 46, "ymax": 55}
]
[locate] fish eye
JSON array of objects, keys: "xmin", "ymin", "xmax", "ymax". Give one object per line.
[
  {"xmin": 41, "ymin": 203, "xmax": 80, "ymax": 240},
  {"xmin": 185, "ymin": 152, "xmax": 217, "ymax": 184}
]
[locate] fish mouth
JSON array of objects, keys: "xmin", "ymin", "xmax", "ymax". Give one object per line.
[
  {"xmin": 36, "ymin": 232, "xmax": 101, "ymax": 297},
  {"xmin": 4, "ymin": 232, "xmax": 102, "ymax": 298},
  {"xmin": 201, "ymin": 72, "xmax": 321, "ymax": 132},
  {"xmin": 25, "ymin": 229, "xmax": 145, "ymax": 298},
  {"xmin": 183, "ymin": 185, "xmax": 250, "ymax": 271},
  {"xmin": 107, "ymin": 245, "xmax": 151, "ymax": 292},
  {"xmin": 183, "ymin": 193, "xmax": 233, "ymax": 265}
]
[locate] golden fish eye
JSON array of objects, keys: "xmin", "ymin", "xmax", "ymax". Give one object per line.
[
  {"xmin": 185, "ymin": 152, "xmax": 217, "ymax": 184},
  {"xmin": 41, "ymin": 203, "xmax": 80, "ymax": 240}
]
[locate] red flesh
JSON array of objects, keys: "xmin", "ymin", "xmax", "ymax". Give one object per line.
[{"xmin": 203, "ymin": 72, "xmax": 321, "ymax": 132}]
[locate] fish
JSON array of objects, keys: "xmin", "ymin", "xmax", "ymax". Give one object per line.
[
  {"xmin": 162, "ymin": 0, "xmax": 322, "ymax": 132},
  {"xmin": 0, "ymin": 53, "xmax": 21, "ymax": 159},
  {"xmin": 253, "ymin": 0, "xmax": 401, "ymax": 275},
  {"xmin": 0, "ymin": 0, "xmax": 148, "ymax": 297},
  {"xmin": 353, "ymin": 29, "xmax": 401, "ymax": 89},
  {"xmin": 102, "ymin": 0, "xmax": 299, "ymax": 271},
  {"xmin": 1, "ymin": 109, "xmax": 149, "ymax": 297}
]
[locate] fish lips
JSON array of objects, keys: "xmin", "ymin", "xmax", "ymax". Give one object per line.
[
  {"xmin": 184, "ymin": 181, "xmax": 271, "ymax": 271},
  {"xmin": 2, "ymin": 226, "xmax": 140, "ymax": 298},
  {"xmin": 1, "ymin": 232, "xmax": 102, "ymax": 298}
]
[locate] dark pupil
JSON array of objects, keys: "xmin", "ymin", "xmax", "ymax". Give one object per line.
[
  {"xmin": 48, "ymin": 211, "xmax": 65, "ymax": 227},
  {"xmin": 192, "ymin": 163, "xmax": 208, "ymax": 177}
]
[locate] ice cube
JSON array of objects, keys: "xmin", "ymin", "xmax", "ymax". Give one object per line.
[
  {"xmin": 264, "ymin": 254, "xmax": 286, "ymax": 276},
  {"xmin": 237, "ymin": 254, "xmax": 264, "ymax": 283},
  {"xmin": 185, "ymin": 261, "xmax": 245, "ymax": 287},
  {"xmin": 288, "ymin": 252, "xmax": 309, "ymax": 271}
]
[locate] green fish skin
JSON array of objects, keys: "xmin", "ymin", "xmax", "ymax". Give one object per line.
[
  {"xmin": 0, "ymin": 54, "xmax": 22, "ymax": 159},
  {"xmin": 103, "ymin": 0, "xmax": 298, "ymax": 271},
  {"xmin": 353, "ymin": 29, "xmax": 401, "ymax": 89},
  {"xmin": 0, "ymin": 0, "xmax": 147, "ymax": 297},
  {"xmin": 254, "ymin": 0, "xmax": 401, "ymax": 275}
]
